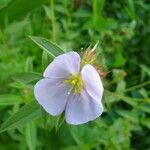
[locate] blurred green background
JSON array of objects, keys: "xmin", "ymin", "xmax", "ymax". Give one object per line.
[{"xmin": 0, "ymin": 0, "xmax": 150, "ymax": 150}]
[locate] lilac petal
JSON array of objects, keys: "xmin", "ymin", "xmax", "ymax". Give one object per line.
[
  {"xmin": 34, "ymin": 79, "xmax": 70, "ymax": 116},
  {"xmin": 65, "ymin": 90, "xmax": 103, "ymax": 125},
  {"xmin": 44, "ymin": 51, "xmax": 80, "ymax": 79},
  {"xmin": 81, "ymin": 64, "xmax": 103, "ymax": 104}
]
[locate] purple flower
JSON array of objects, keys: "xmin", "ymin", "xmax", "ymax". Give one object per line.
[{"xmin": 34, "ymin": 51, "xmax": 104, "ymax": 125}]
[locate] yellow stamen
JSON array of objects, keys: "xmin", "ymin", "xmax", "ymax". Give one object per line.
[{"xmin": 64, "ymin": 74, "xmax": 83, "ymax": 94}]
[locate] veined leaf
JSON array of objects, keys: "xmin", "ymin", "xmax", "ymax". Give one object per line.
[
  {"xmin": 29, "ymin": 36, "xmax": 65, "ymax": 57},
  {"xmin": 13, "ymin": 72, "xmax": 42, "ymax": 84},
  {"xmin": 0, "ymin": 94, "xmax": 22, "ymax": 105},
  {"xmin": 0, "ymin": 101, "xmax": 41, "ymax": 133}
]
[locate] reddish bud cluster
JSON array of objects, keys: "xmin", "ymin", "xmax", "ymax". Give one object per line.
[{"xmin": 83, "ymin": 50, "xmax": 107, "ymax": 78}]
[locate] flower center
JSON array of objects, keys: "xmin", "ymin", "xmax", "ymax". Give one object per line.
[{"xmin": 64, "ymin": 74, "xmax": 83, "ymax": 94}]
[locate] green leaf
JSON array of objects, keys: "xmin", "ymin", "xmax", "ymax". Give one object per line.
[
  {"xmin": 0, "ymin": 94, "xmax": 22, "ymax": 105},
  {"xmin": 105, "ymin": 90, "xmax": 139, "ymax": 106},
  {"xmin": 29, "ymin": 36, "xmax": 65, "ymax": 57},
  {"xmin": 25, "ymin": 57, "xmax": 33, "ymax": 72},
  {"xmin": 140, "ymin": 65, "xmax": 150, "ymax": 76},
  {"xmin": 42, "ymin": 51, "xmax": 50, "ymax": 70},
  {"xmin": 0, "ymin": 0, "xmax": 11, "ymax": 10},
  {"xmin": 13, "ymin": 72, "xmax": 42, "ymax": 84},
  {"xmin": 140, "ymin": 104, "xmax": 150, "ymax": 113},
  {"xmin": 25, "ymin": 122, "xmax": 37, "ymax": 150},
  {"xmin": 116, "ymin": 110, "xmax": 138, "ymax": 123},
  {"xmin": 0, "ymin": 101, "xmax": 41, "ymax": 133},
  {"xmin": 43, "ymin": 6, "xmax": 52, "ymax": 20},
  {"xmin": 141, "ymin": 118, "xmax": 150, "ymax": 128},
  {"xmin": 0, "ymin": 0, "xmax": 47, "ymax": 25},
  {"xmin": 55, "ymin": 115, "xmax": 65, "ymax": 131},
  {"xmin": 116, "ymin": 80, "xmax": 126, "ymax": 94},
  {"xmin": 140, "ymin": 64, "xmax": 150, "ymax": 81}
]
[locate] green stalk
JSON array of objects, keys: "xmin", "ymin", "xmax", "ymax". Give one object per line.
[
  {"xmin": 125, "ymin": 80, "xmax": 150, "ymax": 92},
  {"xmin": 50, "ymin": 0, "xmax": 56, "ymax": 41}
]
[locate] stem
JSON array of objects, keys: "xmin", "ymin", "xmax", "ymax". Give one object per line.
[
  {"xmin": 50, "ymin": 0, "xmax": 56, "ymax": 41},
  {"xmin": 125, "ymin": 80, "xmax": 150, "ymax": 92}
]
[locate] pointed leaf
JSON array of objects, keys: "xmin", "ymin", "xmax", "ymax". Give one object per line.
[
  {"xmin": 29, "ymin": 36, "xmax": 65, "ymax": 57},
  {"xmin": 0, "ymin": 94, "xmax": 22, "ymax": 105},
  {"xmin": 13, "ymin": 72, "xmax": 42, "ymax": 84},
  {"xmin": 0, "ymin": 101, "xmax": 41, "ymax": 133},
  {"xmin": 25, "ymin": 122, "xmax": 37, "ymax": 150},
  {"xmin": 55, "ymin": 115, "xmax": 65, "ymax": 131}
]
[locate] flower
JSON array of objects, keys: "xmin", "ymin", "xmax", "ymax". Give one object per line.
[{"xmin": 34, "ymin": 51, "xmax": 104, "ymax": 125}]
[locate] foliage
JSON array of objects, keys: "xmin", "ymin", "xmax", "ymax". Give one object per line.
[{"xmin": 0, "ymin": 0, "xmax": 149, "ymax": 149}]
